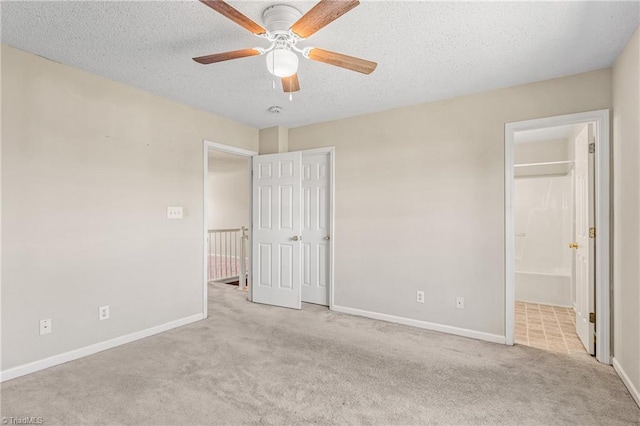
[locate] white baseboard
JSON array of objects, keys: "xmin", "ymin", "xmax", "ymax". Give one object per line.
[
  {"xmin": 613, "ymin": 357, "xmax": 640, "ymax": 408},
  {"xmin": 331, "ymin": 305, "xmax": 506, "ymax": 345},
  {"xmin": 0, "ymin": 313, "xmax": 204, "ymax": 383}
]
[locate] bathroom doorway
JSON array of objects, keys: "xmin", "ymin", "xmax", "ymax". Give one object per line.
[
  {"xmin": 505, "ymin": 110, "xmax": 611, "ymax": 364},
  {"xmin": 513, "ymin": 123, "xmax": 587, "ymax": 355}
]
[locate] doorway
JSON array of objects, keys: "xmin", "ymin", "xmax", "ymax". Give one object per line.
[
  {"xmin": 202, "ymin": 141, "xmax": 257, "ymax": 318},
  {"xmin": 512, "ymin": 122, "xmax": 592, "ymax": 355},
  {"xmin": 207, "ymin": 149, "xmax": 251, "ymax": 287},
  {"xmin": 203, "ymin": 143, "xmax": 335, "ymax": 316},
  {"xmin": 505, "ymin": 110, "xmax": 611, "ymax": 364}
]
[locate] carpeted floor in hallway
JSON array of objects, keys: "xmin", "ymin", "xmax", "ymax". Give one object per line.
[{"xmin": 1, "ymin": 282, "xmax": 639, "ymax": 425}]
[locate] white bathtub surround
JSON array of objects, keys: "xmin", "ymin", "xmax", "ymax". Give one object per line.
[
  {"xmin": 515, "ymin": 271, "xmax": 573, "ymax": 307},
  {"xmin": 514, "ymin": 174, "xmax": 574, "ymax": 306}
]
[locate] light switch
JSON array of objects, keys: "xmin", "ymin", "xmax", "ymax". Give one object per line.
[{"xmin": 167, "ymin": 206, "xmax": 183, "ymax": 219}]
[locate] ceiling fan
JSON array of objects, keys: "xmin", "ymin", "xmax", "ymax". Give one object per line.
[{"xmin": 193, "ymin": 0, "xmax": 377, "ymax": 94}]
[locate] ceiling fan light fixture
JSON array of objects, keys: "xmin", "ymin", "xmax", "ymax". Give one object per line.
[
  {"xmin": 266, "ymin": 49, "xmax": 298, "ymax": 78},
  {"xmin": 195, "ymin": 1, "xmax": 377, "ymax": 93}
]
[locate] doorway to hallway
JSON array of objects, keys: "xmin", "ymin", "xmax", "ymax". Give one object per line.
[
  {"xmin": 207, "ymin": 149, "xmax": 251, "ymax": 289},
  {"xmin": 202, "ymin": 142, "xmax": 335, "ymax": 317},
  {"xmin": 202, "ymin": 141, "xmax": 257, "ymax": 318}
]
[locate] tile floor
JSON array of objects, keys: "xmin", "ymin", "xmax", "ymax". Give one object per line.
[{"xmin": 515, "ymin": 301, "xmax": 587, "ymax": 355}]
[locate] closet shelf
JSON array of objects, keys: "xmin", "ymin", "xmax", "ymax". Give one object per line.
[{"xmin": 514, "ymin": 160, "xmax": 573, "ymax": 177}]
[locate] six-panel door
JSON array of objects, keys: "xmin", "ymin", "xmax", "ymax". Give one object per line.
[
  {"xmin": 302, "ymin": 153, "xmax": 330, "ymax": 306},
  {"xmin": 252, "ymin": 151, "xmax": 303, "ymax": 309}
]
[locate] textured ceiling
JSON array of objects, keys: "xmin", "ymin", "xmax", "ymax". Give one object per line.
[{"xmin": 1, "ymin": 1, "xmax": 638, "ymax": 129}]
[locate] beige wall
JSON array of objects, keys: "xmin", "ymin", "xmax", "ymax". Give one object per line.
[
  {"xmin": 612, "ymin": 26, "xmax": 640, "ymax": 402},
  {"xmin": 514, "ymin": 138, "xmax": 570, "ymax": 165},
  {"xmin": 1, "ymin": 45, "xmax": 258, "ymax": 371},
  {"xmin": 289, "ymin": 69, "xmax": 612, "ymax": 338},
  {"xmin": 208, "ymin": 151, "xmax": 250, "ymax": 230},
  {"xmin": 258, "ymin": 126, "xmax": 288, "ymax": 154}
]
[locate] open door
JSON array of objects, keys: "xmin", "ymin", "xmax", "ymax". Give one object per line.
[
  {"xmin": 252, "ymin": 151, "xmax": 302, "ymax": 309},
  {"xmin": 573, "ymin": 124, "xmax": 595, "ymax": 355},
  {"xmin": 301, "ymin": 152, "xmax": 331, "ymax": 306}
]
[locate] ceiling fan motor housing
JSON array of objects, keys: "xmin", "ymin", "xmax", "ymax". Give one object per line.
[{"xmin": 262, "ymin": 5, "xmax": 302, "ymax": 35}]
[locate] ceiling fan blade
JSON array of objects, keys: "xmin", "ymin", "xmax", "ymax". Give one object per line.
[
  {"xmin": 290, "ymin": 0, "xmax": 360, "ymax": 39},
  {"xmin": 193, "ymin": 48, "xmax": 261, "ymax": 64},
  {"xmin": 282, "ymin": 74, "xmax": 300, "ymax": 93},
  {"xmin": 200, "ymin": 0, "xmax": 266, "ymax": 35},
  {"xmin": 307, "ymin": 48, "xmax": 377, "ymax": 74}
]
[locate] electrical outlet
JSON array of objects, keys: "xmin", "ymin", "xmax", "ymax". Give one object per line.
[
  {"xmin": 99, "ymin": 305, "xmax": 110, "ymax": 320},
  {"xmin": 456, "ymin": 297, "xmax": 465, "ymax": 309},
  {"xmin": 167, "ymin": 206, "xmax": 183, "ymax": 219},
  {"xmin": 40, "ymin": 319, "xmax": 52, "ymax": 335},
  {"xmin": 416, "ymin": 291, "xmax": 425, "ymax": 303}
]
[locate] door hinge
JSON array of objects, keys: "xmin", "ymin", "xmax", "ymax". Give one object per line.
[
  {"xmin": 589, "ymin": 312, "xmax": 596, "ymax": 324},
  {"xmin": 589, "ymin": 142, "xmax": 595, "ymax": 154},
  {"xmin": 589, "ymin": 227, "xmax": 596, "ymax": 238}
]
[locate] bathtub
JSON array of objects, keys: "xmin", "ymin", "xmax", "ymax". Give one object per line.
[{"xmin": 515, "ymin": 271, "xmax": 573, "ymax": 307}]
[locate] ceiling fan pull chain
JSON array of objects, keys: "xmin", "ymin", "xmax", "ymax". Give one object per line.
[
  {"xmin": 289, "ymin": 75, "xmax": 293, "ymax": 101},
  {"xmin": 272, "ymin": 51, "xmax": 276, "ymax": 89}
]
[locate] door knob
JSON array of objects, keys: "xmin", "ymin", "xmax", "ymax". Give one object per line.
[
  {"xmin": 569, "ymin": 242, "xmax": 579, "ymax": 249},
  {"xmin": 324, "ymin": 236, "xmax": 330, "ymax": 241},
  {"xmin": 291, "ymin": 236, "xmax": 300, "ymax": 241}
]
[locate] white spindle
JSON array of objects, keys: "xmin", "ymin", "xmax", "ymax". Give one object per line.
[{"xmin": 207, "ymin": 228, "xmax": 248, "ymax": 285}]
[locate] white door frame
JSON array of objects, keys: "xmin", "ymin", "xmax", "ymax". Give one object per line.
[
  {"xmin": 504, "ymin": 109, "xmax": 611, "ymax": 364},
  {"xmin": 203, "ymin": 140, "xmax": 257, "ymax": 318}
]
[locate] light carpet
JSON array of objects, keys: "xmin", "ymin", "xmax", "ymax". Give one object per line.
[{"xmin": 1, "ymin": 282, "xmax": 639, "ymax": 425}]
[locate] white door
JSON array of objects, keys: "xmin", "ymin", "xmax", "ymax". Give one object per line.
[
  {"xmin": 574, "ymin": 124, "xmax": 595, "ymax": 355},
  {"xmin": 302, "ymin": 153, "xmax": 330, "ymax": 306},
  {"xmin": 252, "ymin": 152, "xmax": 302, "ymax": 309}
]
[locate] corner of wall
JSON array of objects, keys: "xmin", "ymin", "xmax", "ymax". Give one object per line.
[
  {"xmin": 278, "ymin": 126, "xmax": 289, "ymax": 153},
  {"xmin": 611, "ymin": 22, "xmax": 640, "ymax": 408},
  {"xmin": 259, "ymin": 126, "xmax": 289, "ymax": 154},
  {"xmin": 613, "ymin": 358, "xmax": 640, "ymax": 408}
]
